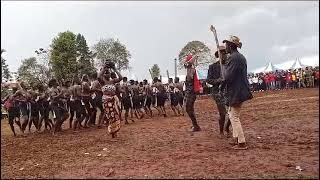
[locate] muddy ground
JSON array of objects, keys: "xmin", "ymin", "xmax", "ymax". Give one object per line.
[{"xmin": 1, "ymin": 88, "xmax": 319, "ymax": 179}]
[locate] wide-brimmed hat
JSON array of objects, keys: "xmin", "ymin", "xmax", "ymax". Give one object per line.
[
  {"xmin": 214, "ymin": 45, "xmax": 226, "ymax": 58},
  {"xmin": 223, "ymin": 35, "xmax": 242, "ymax": 48}
]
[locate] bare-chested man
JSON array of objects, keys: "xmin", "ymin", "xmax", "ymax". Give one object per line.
[
  {"xmin": 81, "ymin": 75, "xmax": 94, "ymax": 128},
  {"xmin": 143, "ymin": 79, "xmax": 153, "ymax": 117},
  {"xmin": 152, "ymin": 77, "xmax": 167, "ymax": 117},
  {"xmin": 89, "ymin": 72, "xmax": 104, "ymax": 128},
  {"xmin": 27, "ymin": 85, "xmax": 40, "ymax": 132},
  {"xmin": 12, "ymin": 81, "xmax": 30, "ymax": 134},
  {"xmin": 37, "ymin": 83, "xmax": 53, "ymax": 131},
  {"xmin": 130, "ymin": 80, "xmax": 145, "ymax": 119},
  {"xmin": 168, "ymin": 78, "xmax": 180, "ymax": 116},
  {"xmin": 71, "ymin": 77, "xmax": 87, "ymax": 130},
  {"xmin": 120, "ymin": 77, "xmax": 135, "ymax": 124},
  {"xmin": 48, "ymin": 79, "xmax": 68, "ymax": 135},
  {"xmin": 174, "ymin": 77, "xmax": 185, "ymax": 116}
]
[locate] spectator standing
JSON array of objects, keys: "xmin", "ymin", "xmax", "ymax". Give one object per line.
[
  {"xmin": 314, "ymin": 67, "xmax": 319, "ymax": 87},
  {"xmin": 305, "ymin": 67, "xmax": 313, "ymax": 88},
  {"xmin": 285, "ymin": 71, "xmax": 292, "ymax": 89},
  {"xmin": 269, "ymin": 72, "xmax": 276, "ymax": 90},
  {"xmin": 281, "ymin": 70, "xmax": 286, "ymax": 89},
  {"xmin": 252, "ymin": 75, "xmax": 259, "ymax": 92},
  {"xmin": 275, "ymin": 70, "xmax": 282, "ymax": 90},
  {"xmin": 264, "ymin": 73, "xmax": 270, "ymax": 90},
  {"xmin": 291, "ymin": 71, "xmax": 297, "ymax": 89},
  {"xmin": 258, "ymin": 74, "xmax": 264, "ymax": 91}
]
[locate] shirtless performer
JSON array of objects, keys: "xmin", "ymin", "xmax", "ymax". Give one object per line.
[
  {"xmin": 120, "ymin": 77, "xmax": 135, "ymax": 124},
  {"xmin": 152, "ymin": 77, "xmax": 167, "ymax": 117}
]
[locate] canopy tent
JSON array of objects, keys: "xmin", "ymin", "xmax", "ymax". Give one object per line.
[
  {"xmin": 264, "ymin": 62, "xmax": 279, "ymax": 72},
  {"xmin": 252, "ymin": 62, "xmax": 278, "ymax": 73},
  {"xmin": 291, "ymin": 59, "xmax": 306, "ymax": 69},
  {"xmin": 251, "ymin": 55, "xmax": 319, "ymax": 73}
]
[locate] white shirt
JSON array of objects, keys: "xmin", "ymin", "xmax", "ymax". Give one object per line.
[{"xmin": 252, "ymin": 77, "xmax": 259, "ymax": 83}]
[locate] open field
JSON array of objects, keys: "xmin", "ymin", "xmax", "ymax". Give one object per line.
[{"xmin": 1, "ymin": 88, "xmax": 319, "ymax": 179}]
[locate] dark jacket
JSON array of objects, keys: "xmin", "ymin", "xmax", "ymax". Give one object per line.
[
  {"xmin": 207, "ymin": 62, "xmax": 223, "ymax": 94},
  {"xmin": 222, "ymin": 50, "xmax": 253, "ymax": 106}
]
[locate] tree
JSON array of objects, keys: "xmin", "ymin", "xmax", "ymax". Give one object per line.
[
  {"xmin": 92, "ymin": 38, "xmax": 131, "ymax": 71},
  {"xmin": 35, "ymin": 48, "xmax": 53, "ymax": 82},
  {"xmin": 1, "ymin": 49, "xmax": 11, "ymax": 83},
  {"xmin": 178, "ymin": 41, "xmax": 214, "ymax": 69},
  {"xmin": 150, "ymin": 64, "xmax": 160, "ymax": 79},
  {"xmin": 76, "ymin": 33, "xmax": 96, "ymax": 76},
  {"xmin": 17, "ymin": 57, "xmax": 50, "ymax": 86},
  {"xmin": 50, "ymin": 31, "xmax": 78, "ymax": 81}
]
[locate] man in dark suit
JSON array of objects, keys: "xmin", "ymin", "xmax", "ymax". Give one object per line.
[
  {"xmin": 207, "ymin": 45, "xmax": 231, "ymax": 137},
  {"xmin": 222, "ymin": 35, "xmax": 253, "ymax": 150}
]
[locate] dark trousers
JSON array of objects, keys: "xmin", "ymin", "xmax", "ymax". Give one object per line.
[
  {"xmin": 185, "ymin": 93, "xmax": 199, "ymax": 128},
  {"xmin": 213, "ymin": 93, "xmax": 231, "ymax": 134}
]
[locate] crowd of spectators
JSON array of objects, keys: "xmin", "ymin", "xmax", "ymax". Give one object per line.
[{"xmin": 247, "ymin": 66, "xmax": 319, "ymax": 92}]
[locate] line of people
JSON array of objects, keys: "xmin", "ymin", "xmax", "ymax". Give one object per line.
[
  {"xmin": 247, "ymin": 67, "xmax": 319, "ymax": 92},
  {"xmin": 2, "ymin": 63, "xmax": 188, "ymax": 137}
]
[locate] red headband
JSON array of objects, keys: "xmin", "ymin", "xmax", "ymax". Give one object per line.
[{"xmin": 185, "ymin": 54, "xmax": 193, "ymax": 63}]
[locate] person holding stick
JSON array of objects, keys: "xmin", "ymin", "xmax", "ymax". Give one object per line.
[
  {"xmin": 222, "ymin": 35, "xmax": 253, "ymax": 150},
  {"xmin": 207, "ymin": 45, "xmax": 231, "ymax": 137}
]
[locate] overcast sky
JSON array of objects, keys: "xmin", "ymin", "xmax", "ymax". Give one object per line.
[{"xmin": 1, "ymin": 1, "xmax": 319, "ymax": 80}]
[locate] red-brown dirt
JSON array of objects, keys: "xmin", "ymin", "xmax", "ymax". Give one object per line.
[{"xmin": 1, "ymin": 88, "xmax": 319, "ymax": 179}]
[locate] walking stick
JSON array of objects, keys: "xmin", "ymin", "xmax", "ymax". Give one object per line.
[{"xmin": 210, "ymin": 25, "xmax": 223, "ymax": 76}]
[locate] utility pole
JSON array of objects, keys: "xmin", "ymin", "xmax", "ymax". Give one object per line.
[{"xmin": 174, "ymin": 58, "xmax": 177, "ymax": 78}]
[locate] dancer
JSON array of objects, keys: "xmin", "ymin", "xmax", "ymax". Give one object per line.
[
  {"xmin": 12, "ymin": 81, "xmax": 30, "ymax": 134},
  {"xmin": 168, "ymin": 78, "xmax": 180, "ymax": 116},
  {"xmin": 120, "ymin": 77, "xmax": 135, "ymax": 124},
  {"xmin": 143, "ymin": 79, "xmax": 153, "ymax": 117},
  {"xmin": 174, "ymin": 77, "xmax": 185, "ymax": 116},
  {"xmin": 2, "ymin": 85, "xmax": 21, "ymax": 136},
  {"xmin": 207, "ymin": 45, "xmax": 231, "ymax": 137},
  {"xmin": 184, "ymin": 54, "xmax": 201, "ymax": 132},
  {"xmin": 99, "ymin": 61, "xmax": 122, "ymax": 138},
  {"xmin": 152, "ymin": 77, "xmax": 167, "ymax": 117}
]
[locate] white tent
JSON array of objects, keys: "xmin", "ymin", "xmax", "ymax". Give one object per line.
[
  {"xmin": 252, "ymin": 62, "xmax": 278, "ymax": 73},
  {"xmin": 264, "ymin": 62, "xmax": 278, "ymax": 72},
  {"xmin": 291, "ymin": 59, "xmax": 306, "ymax": 69},
  {"xmin": 252, "ymin": 55, "xmax": 319, "ymax": 73}
]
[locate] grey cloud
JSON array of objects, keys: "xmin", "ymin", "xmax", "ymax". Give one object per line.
[{"xmin": 1, "ymin": 1, "xmax": 318, "ymax": 80}]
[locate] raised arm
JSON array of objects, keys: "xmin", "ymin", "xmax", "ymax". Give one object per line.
[{"xmin": 110, "ymin": 68, "xmax": 123, "ymax": 84}]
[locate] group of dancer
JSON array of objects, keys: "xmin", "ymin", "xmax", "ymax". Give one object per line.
[
  {"xmin": 3, "ymin": 34, "xmax": 252, "ymax": 150},
  {"xmin": 2, "ymin": 62, "xmax": 188, "ymax": 138}
]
